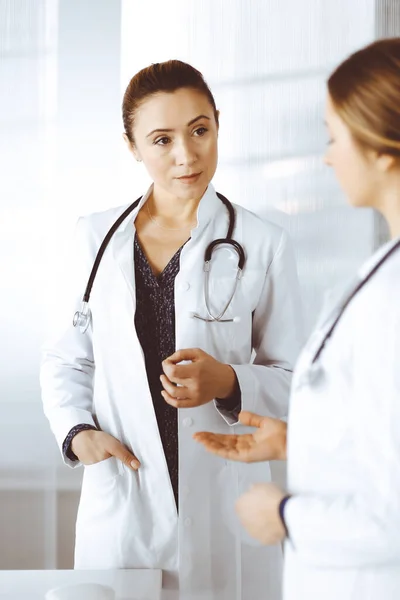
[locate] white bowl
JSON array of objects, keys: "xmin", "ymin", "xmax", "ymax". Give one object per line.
[{"xmin": 45, "ymin": 582, "xmax": 116, "ymax": 600}]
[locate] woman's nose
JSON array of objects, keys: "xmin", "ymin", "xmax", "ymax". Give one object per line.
[
  {"xmin": 175, "ymin": 141, "xmax": 197, "ymax": 166},
  {"xmin": 323, "ymin": 151, "xmax": 332, "ymax": 167}
]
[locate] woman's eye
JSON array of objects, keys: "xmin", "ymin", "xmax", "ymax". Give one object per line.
[
  {"xmin": 327, "ymin": 138, "xmax": 334, "ymax": 146},
  {"xmin": 194, "ymin": 127, "xmax": 208, "ymax": 136},
  {"xmin": 154, "ymin": 136, "xmax": 170, "ymax": 146}
]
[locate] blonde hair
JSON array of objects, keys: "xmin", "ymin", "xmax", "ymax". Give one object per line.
[{"xmin": 328, "ymin": 37, "xmax": 400, "ymax": 157}]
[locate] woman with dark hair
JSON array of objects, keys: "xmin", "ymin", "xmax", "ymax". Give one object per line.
[
  {"xmin": 195, "ymin": 38, "xmax": 400, "ymax": 600},
  {"xmin": 40, "ymin": 60, "xmax": 303, "ymax": 599}
]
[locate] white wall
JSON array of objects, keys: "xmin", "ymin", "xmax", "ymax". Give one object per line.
[
  {"xmin": 0, "ymin": 0, "xmax": 122, "ymax": 569},
  {"xmin": 0, "ymin": 0, "xmax": 395, "ymax": 569}
]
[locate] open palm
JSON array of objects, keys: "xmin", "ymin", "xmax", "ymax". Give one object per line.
[{"xmin": 194, "ymin": 411, "xmax": 287, "ymax": 463}]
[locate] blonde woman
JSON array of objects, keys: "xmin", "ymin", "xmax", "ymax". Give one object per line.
[{"xmin": 196, "ymin": 38, "xmax": 400, "ymax": 600}]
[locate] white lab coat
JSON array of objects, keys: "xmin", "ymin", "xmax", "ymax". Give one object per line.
[
  {"xmin": 41, "ymin": 183, "xmax": 303, "ymax": 600},
  {"xmin": 284, "ymin": 236, "xmax": 400, "ymax": 600}
]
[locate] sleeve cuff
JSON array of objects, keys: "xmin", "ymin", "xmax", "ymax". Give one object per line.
[
  {"xmin": 214, "ymin": 369, "xmax": 243, "ymax": 426},
  {"xmin": 62, "ymin": 423, "xmax": 98, "ymax": 461},
  {"xmin": 45, "ymin": 407, "xmax": 97, "ymax": 467},
  {"xmin": 229, "ymin": 364, "xmax": 256, "ymax": 413},
  {"xmin": 278, "ymin": 494, "xmax": 293, "ymax": 539}
]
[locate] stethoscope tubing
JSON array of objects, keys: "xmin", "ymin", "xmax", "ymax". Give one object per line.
[{"xmin": 73, "ymin": 192, "xmax": 246, "ymax": 331}]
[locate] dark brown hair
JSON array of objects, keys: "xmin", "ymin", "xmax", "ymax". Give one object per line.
[
  {"xmin": 122, "ymin": 60, "xmax": 218, "ymax": 143},
  {"xmin": 328, "ymin": 37, "xmax": 400, "ymax": 157}
]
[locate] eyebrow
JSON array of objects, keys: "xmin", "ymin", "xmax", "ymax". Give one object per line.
[{"xmin": 146, "ymin": 115, "xmax": 211, "ymax": 138}]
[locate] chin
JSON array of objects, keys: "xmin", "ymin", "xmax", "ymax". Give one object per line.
[
  {"xmin": 348, "ymin": 195, "xmax": 372, "ymax": 209},
  {"xmin": 174, "ymin": 179, "xmax": 209, "ymax": 196}
]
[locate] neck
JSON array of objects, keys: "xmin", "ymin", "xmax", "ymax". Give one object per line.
[
  {"xmin": 388, "ymin": 212, "xmax": 400, "ymax": 239},
  {"xmin": 150, "ymin": 184, "xmax": 206, "ymax": 223},
  {"xmin": 376, "ymin": 183, "xmax": 400, "ymax": 239}
]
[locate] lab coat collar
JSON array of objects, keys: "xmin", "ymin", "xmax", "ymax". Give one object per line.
[
  {"xmin": 111, "ymin": 182, "xmax": 221, "ymax": 298},
  {"xmin": 358, "ymin": 234, "xmax": 400, "ymax": 281},
  {"xmin": 314, "ymin": 235, "xmax": 400, "ymax": 335},
  {"xmin": 116, "ymin": 182, "xmax": 221, "ymax": 234},
  {"xmin": 192, "ymin": 182, "xmax": 221, "ymax": 237}
]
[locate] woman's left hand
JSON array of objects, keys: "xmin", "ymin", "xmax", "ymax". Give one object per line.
[
  {"xmin": 236, "ymin": 483, "xmax": 287, "ymax": 545},
  {"xmin": 160, "ymin": 348, "xmax": 237, "ymax": 408}
]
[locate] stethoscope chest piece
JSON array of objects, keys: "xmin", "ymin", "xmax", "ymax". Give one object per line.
[
  {"xmin": 297, "ymin": 363, "xmax": 325, "ymax": 389},
  {"xmin": 73, "ymin": 301, "xmax": 92, "ymax": 334}
]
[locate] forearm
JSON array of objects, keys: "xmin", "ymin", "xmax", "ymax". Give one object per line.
[
  {"xmin": 231, "ymin": 363, "xmax": 292, "ymax": 419},
  {"xmin": 284, "ymin": 492, "xmax": 400, "ymax": 567},
  {"xmin": 41, "ymin": 350, "xmax": 96, "ymax": 465},
  {"xmin": 215, "ymin": 364, "xmax": 238, "ymax": 400}
]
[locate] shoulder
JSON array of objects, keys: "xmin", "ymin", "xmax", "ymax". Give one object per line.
[
  {"xmin": 80, "ymin": 203, "xmax": 132, "ymax": 236},
  {"xmin": 356, "ymin": 246, "xmax": 400, "ymax": 325},
  {"xmin": 235, "ymin": 203, "xmax": 284, "ymax": 242},
  {"xmin": 352, "ymin": 248, "xmax": 400, "ymax": 373},
  {"xmin": 75, "ymin": 202, "xmax": 134, "ymax": 253},
  {"xmin": 367, "ymin": 249, "xmax": 400, "ymax": 301},
  {"xmin": 233, "ymin": 203, "xmax": 293, "ymax": 268}
]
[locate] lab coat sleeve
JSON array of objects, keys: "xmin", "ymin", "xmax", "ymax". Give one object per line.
[
  {"xmin": 40, "ymin": 217, "xmax": 97, "ymax": 468},
  {"xmin": 284, "ymin": 282, "xmax": 400, "ymax": 567},
  {"xmin": 215, "ymin": 229, "xmax": 304, "ymax": 425}
]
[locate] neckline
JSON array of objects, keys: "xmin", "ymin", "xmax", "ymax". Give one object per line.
[{"xmin": 134, "ymin": 234, "xmax": 188, "ymax": 282}]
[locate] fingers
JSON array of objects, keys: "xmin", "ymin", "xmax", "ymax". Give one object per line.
[
  {"xmin": 165, "ymin": 348, "xmax": 202, "ymax": 364},
  {"xmin": 239, "ymin": 411, "xmax": 265, "ymax": 429},
  {"xmin": 193, "ymin": 432, "xmax": 233, "ymax": 453},
  {"xmin": 160, "ymin": 374, "xmax": 189, "ymax": 398},
  {"xmin": 162, "ymin": 359, "xmax": 193, "ymax": 382},
  {"xmin": 107, "ymin": 438, "xmax": 141, "ymax": 470},
  {"xmin": 161, "ymin": 390, "xmax": 197, "ymax": 409},
  {"xmin": 194, "ymin": 431, "xmax": 249, "ymax": 461}
]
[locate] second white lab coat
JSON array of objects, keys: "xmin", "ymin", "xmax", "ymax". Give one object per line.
[
  {"xmin": 41, "ymin": 184, "xmax": 303, "ymax": 600},
  {"xmin": 284, "ymin": 236, "xmax": 400, "ymax": 600}
]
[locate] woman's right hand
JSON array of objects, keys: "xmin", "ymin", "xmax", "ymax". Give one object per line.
[
  {"xmin": 194, "ymin": 411, "xmax": 287, "ymax": 463},
  {"xmin": 71, "ymin": 429, "xmax": 141, "ymax": 470}
]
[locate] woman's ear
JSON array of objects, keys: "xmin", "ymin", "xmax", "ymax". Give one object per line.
[
  {"xmin": 376, "ymin": 152, "xmax": 396, "ymax": 173},
  {"xmin": 122, "ymin": 133, "xmax": 142, "ymax": 162}
]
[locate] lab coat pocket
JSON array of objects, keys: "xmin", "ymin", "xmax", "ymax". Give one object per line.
[
  {"xmin": 200, "ymin": 275, "xmax": 238, "ymax": 351},
  {"xmin": 207, "ymin": 274, "xmax": 239, "ymax": 320},
  {"xmin": 204, "ymin": 271, "xmax": 256, "ymax": 358},
  {"xmin": 83, "ymin": 456, "xmax": 122, "ymax": 485},
  {"xmin": 77, "ymin": 457, "xmax": 123, "ymax": 529},
  {"xmin": 218, "ymin": 461, "xmax": 269, "ymax": 547}
]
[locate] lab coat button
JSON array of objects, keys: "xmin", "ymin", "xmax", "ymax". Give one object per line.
[
  {"xmin": 184, "ymin": 517, "xmax": 192, "ymax": 527},
  {"xmin": 183, "ymin": 417, "xmax": 193, "ymax": 427},
  {"xmin": 179, "ymin": 281, "xmax": 190, "ymax": 291}
]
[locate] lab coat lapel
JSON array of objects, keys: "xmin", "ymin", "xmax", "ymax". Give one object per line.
[
  {"xmin": 316, "ymin": 277, "xmax": 360, "ymax": 332},
  {"xmin": 305, "ymin": 238, "xmax": 400, "ymax": 374},
  {"xmin": 110, "ymin": 185, "xmax": 153, "ymax": 301},
  {"xmin": 112, "ymin": 226, "xmax": 136, "ymax": 300},
  {"xmin": 320, "ymin": 237, "xmax": 400, "ymax": 332}
]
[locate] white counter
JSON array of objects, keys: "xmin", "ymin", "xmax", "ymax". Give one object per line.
[{"xmin": 0, "ymin": 569, "xmax": 162, "ymax": 600}]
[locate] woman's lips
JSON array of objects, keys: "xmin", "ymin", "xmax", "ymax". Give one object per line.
[{"xmin": 177, "ymin": 172, "xmax": 202, "ymax": 184}]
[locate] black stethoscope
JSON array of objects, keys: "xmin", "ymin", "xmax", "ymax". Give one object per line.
[
  {"xmin": 301, "ymin": 237, "xmax": 400, "ymax": 386},
  {"xmin": 73, "ymin": 192, "xmax": 246, "ymax": 333}
]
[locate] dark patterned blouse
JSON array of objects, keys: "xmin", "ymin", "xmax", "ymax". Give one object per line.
[{"xmin": 133, "ymin": 234, "xmax": 182, "ymax": 508}]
